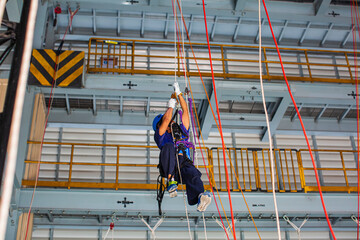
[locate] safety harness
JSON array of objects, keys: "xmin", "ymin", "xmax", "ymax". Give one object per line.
[{"xmin": 156, "ymin": 109, "xmax": 194, "ymax": 215}]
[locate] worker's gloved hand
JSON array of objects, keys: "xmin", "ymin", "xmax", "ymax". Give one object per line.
[
  {"xmin": 168, "ymin": 98, "xmax": 177, "ymax": 109},
  {"xmin": 173, "ymin": 82, "xmax": 181, "ymax": 96}
]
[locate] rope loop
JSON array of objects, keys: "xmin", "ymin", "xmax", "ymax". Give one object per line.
[
  {"xmin": 213, "ymin": 215, "xmax": 237, "ymax": 238},
  {"xmin": 352, "ymin": 215, "xmax": 360, "ymax": 226},
  {"xmin": 283, "ymin": 215, "xmax": 309, "ymax": 240},
  {"xmin": 138, "ymin": 214, "xmax": 165, "ymax": 240}
]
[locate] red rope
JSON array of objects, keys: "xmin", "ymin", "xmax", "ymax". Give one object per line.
[
  {"xmin": 351, "ymin": 1, "xmax": 360, "ymax": 239},
  {"xmin": 200, "ymin": 1, "xmax": 237, "ymax": 239},
  {"xmin": 261, "ymin": 0, "xmax": 337, "ymax": 239}
]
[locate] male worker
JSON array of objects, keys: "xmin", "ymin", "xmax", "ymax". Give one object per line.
[{"xmin": 152, "ymin": 82, "xmax": 211, "ymax": 212}]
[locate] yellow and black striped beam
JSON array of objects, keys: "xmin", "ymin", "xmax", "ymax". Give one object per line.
[{"xmin": 28, "ymin": 49, "xmax": 84, "ymax": 88}]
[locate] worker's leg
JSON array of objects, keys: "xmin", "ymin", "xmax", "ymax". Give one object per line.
[
  {"xmin": 178, "ymin": 156, "xmax": 205, "ymax": 205},
  {"xmin": 159, "ymin": 143, "xmax": 177, "ymax": 177},
  {"xmin": 159, "ymin": 143, "xmax": 178, "ymax": 197}
]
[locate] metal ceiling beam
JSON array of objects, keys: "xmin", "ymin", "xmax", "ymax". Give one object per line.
[
  {"xmin": 164, "ymin": 13, "xmax": 169, "ymax": 39},
  {"xmin": 299, "ymin": 22, "xmax": 311, "ymax": 45},
  {"xmin": 234, "ymin": 0, "xmax": 248, "ymax": 12},
  {"xmin": 320, "ymin": 22, "xmax": 334, "ymax": 46},
  {"xmin": 199, "ymin": 89, "xmax": 215, "ymax": 139},
  {"xmin": 6, "ymin": 0, "xmax": 22, "ymax": 23},
  {"xmin": 187, "ymin": 15, "xmax": 194, "ymax": 39},
  {"xmin": 117, "ymin": 10, "xmax": 121, "ymax": 36},
  {"xmin": 290, "ymin": 103, "xmax": 303, "ymax": 122},
  {"xmin": 18, "ymin": 188, "xmax": 358, "ymax": 216},
  {"xmin": 33, "ymin": 1, "xmax": 48, "ymax": 49},
  {"xmin": 255, "ymin": 18, "xmax": 264, "ymax": 43},
  {"xmin": 52, "ymin": 0, "xmax": 354, "ymax": 24},
  {"xmin": 261, "ymin": 96, "xmax": 291, "ymax": 142},
  {"xmin": 338, "ymin": 105, "xmax": 352, "ymax": 122},
  {"xmin": 141, "ymin": 11, "xmax": 145, "ymax": 38},
  {"xmin": 92, "ymin": 95, "xmax": 97, "ymax": 116},
  {"xmin": 148, "ymin": 0, "xmax": 160, "ymax": 6},
  {"xmin": 232, "ymin": 17, "xmax": 242, "ymax": 42},
  {"xmin": 65, "ymin": 93, "xmax": 71, "ymax": 114},
  {"xmin": 314, "ymin": 0, "xmax": 331, "ymax": 16},
  {"xmin": 278, "ymin": 20, "xmax": 288, "ymax": 44},
  {"xmin": 92, "ymin": 9, "xmax": 96, "ymax": 34},
  {"xmin": 47, "ymin": 109, "xmax": 155, "ymax": 130},
  {"xmin": 315, "ymin": 104, "xmax": 328, "ymax": 122},
  {"xmin": 278, "ymin": 117, "xmax": 357, "ymax": 137},
  {"xmin": 210, "ymin": 16, "xmax": 218, "ymax": 41},
  {"xmin": 145, "ymin": 97, "xmax": 150, "ymax": 117},
  {"xmin": 341, "ymin": 24, "xmax": 355, "ymax": 47}
]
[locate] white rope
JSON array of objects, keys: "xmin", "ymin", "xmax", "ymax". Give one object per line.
[
  {"xmin": 0, "ymin": 1, "xmax": 38, "ymax": 239},
  {"xmin": 171, "ymin": 124, "xmax": 193, "ymax": 240},
  {"xmin": 172, "ymin": 0, "xmax": 177, "ymax": 84},
  {"xmin": 139, "ymin": 214, "xmax": 165, "ymax": 240},
  {"xmin": 177, "ymin": 0, "xmax": 188, "ymax": 89},
  {"xmin": 283, "ymin": 215, "xmax": 309, "ymax": 240},
  {"xmin": 212, "ymin": 215, "xmax": 237, "ymax": 239},
  {"xmin": 203, "ymin": 213, "xmax": 208, "ymax": 240},
  {"xmin": 352, "ymin": 215, "xmax": 360, "ymax": 226},
  {"xmin": 103, "ymin": 228, "xmax": 110, "ymax": 240},
  {"xmin": 258, "ymin": 1, "xmax": 281, "ymax": 240}
]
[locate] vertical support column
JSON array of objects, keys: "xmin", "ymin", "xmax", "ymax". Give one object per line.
[
  {"xmin": 332, "ymin": 55, "xmax": 340, "ymax": 79},
  {"xmin": 5, "ymin": 209, "xmax": 20, "ymax": 240},
  {"xmin": 14, "ymin": 89, "xmax": 36, "ymax": 188},
  {"xmin": 186, "ymin": 48, "xmax": 190, "ymax": 74},
  {"xmin": 285, "ymin": 231, "xmax": 290, "ymax": 240},
  {"xmin": 23, "ymin": 94, "xmax": 46, "ymax": 183},
  {"xmin": 231, "ymin": 132, "xmax": 239, "ymax": 190},
  {"xmin": 101, "ymin": 129, "xmax": 106, "ymax": 183},
  {"xmin": 55, "ymin": 127, "xmax": 63, "ymax": 182},
  {"xmin": 16, "ymin": 213, "xmax": 34, "ymax": 240},
  {"xmin": 350, "ymin": 136, "xmax": 358, "ymax": 168},
  {"xmin": 146, "ymin": 229, "xmax": 150, "ymax": 240},
  {"xmin": 272, "ymin": 136, "xmax": 284, "ymax": 191},
  {"xmin": 98, "ymin": 228, "xmax": 102, "ymax": 240},
  {"xmin": 146, "ymin": 130, "xmax": 150, "ymax": 184},
  {"xmin": 193, "ymin": 217, "xmax": 199, "ymax": 240},
  {"xmin": 297, "ymin": 53, "xmax": 304, "ymax": 77},
  {"xmin": 49, "ymin": 228, "xmax": 54, "ymax": 240},
  {"xmin": 223, "ymin": 48, "xmax": 229, "ymax": 79},
  {"xmin": 239, "ymin": 230, "xmax": 244, "ymax": 240},
  {"xmin": 32, "ymin": 0, "xmax": 48, "ymax": 49},
  {"xmin": 311, "ymin": 135, "xmax": 324, "ymax": 186},
  {"xmin": 147, "ymin": 46, "xmax": 150, "ymax": 71}
]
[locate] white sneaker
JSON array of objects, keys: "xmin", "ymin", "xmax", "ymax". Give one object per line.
[
  {"xmin": 197, "ymin": 191, "xmax": 211, "ymax": 212},
  {"xmin": 167, "ymin": 183, "xmax": 178, "ymax": 198}
]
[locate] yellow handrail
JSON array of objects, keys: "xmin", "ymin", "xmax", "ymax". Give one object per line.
[
  {"xmin": 86, "ymin": 37, "xmax": 360, "ymax": 84},
  {"xmin": 24, "ymin": 141, "xmax": 213, "ymax": 190},
  {"xmin": 23, "ymin": 141, "xmax": 358, "ymax": 194},
  {"xmin": 210, "ymin": 147, "xmax": 357, "ymax": 193}
]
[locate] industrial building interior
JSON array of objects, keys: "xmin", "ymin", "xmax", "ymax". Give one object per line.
[{"xmin": 1, "ymin": 0, "xmax": 360, "ymax": 239}]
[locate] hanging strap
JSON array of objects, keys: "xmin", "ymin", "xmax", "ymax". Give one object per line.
[
  {"xmin": 352, "ymin": 215, "xmax": 360, "ymax": 226},
  {"xmin": 139, "ymin": 214, "xmax": 165, "ymax": 240},
  {"xmin": 156, "ymin": 175, "xmax": 166, "ymax": 216},
  {"xmin": 212, "ymin": 215, "xmax": 237, "ymax": 239},
  {"xmin": 283, "ymin": 215, "xmax": 309, "ymax": 240}
]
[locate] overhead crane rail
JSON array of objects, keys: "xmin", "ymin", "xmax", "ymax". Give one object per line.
[
  {"xmin": 23, "ymin": 141, "xmax": 357, "ymax": 193},
  {"xmin": 87, "ymin": 38, "xmax": 359, "ymax": 84}
]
